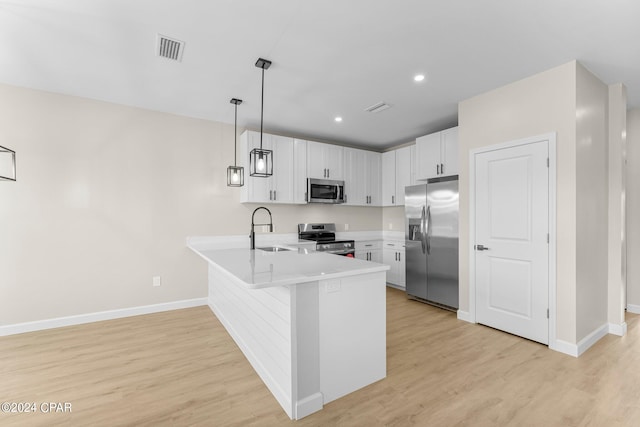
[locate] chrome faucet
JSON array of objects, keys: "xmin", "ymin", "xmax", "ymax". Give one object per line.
[{"xmin": 250, "ymin": 206, "xmax": 273, "ymax": 250}]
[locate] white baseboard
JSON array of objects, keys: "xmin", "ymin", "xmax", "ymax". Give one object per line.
[
  {"xmin": 608, "ymin": 322, "xmax": 627, "ymax": 336},
  {"xmin": 0, "ymin": 298, "xmax": 208, "ymax": 337},
  {"xmin": 627, "ymin": 304, "xmax": 640, "ymax": 314},
  {"xmin": 295, "ymin": 392, "xmax": 323, "ymax": 420},
  {"xmin": 549, "ymin": 323, "xmax": 608, "ymax": 358},
  {"xmin": 549, "ymin": 339, "xmax": 579, "ymax": 357},
  {"xmin": 457, "ymin": 310, "xmax": 474, "ymax": 323}
]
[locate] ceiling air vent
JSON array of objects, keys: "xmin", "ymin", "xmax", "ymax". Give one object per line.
[
  {"xmin": 156, "ymin": 34, "xmax": 185, "ymax": 62},
  {"xmin": 364, "ymin": 101, "xmax": 391, "ymax": 113}
]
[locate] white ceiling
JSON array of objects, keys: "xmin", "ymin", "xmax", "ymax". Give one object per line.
[{"xmin": 1, "ymin": 0, "xmax": 638, "ymax": 150}]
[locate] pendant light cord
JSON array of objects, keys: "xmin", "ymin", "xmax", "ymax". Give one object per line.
[
  {"xmin": 234, "ymin": 102, "xmax": 238, "ymax": 166},
  {"xmin": 260, "ymin": 66, "xmax": 264, "ymax": 150}
]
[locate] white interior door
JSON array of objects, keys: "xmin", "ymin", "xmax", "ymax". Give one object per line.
[{"xmin": 475, "ymin": 140, "xmax": 549, "ymax": 344}]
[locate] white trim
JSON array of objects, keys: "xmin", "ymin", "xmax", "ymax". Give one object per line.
[
  {"xmin": 547, "ymin": 135, "xmax": 558, "ymax": 348},
  {"xmin": 468, "ymin": 145, "xmax": 477, "ymax": 322},
  {"xmin": 627, "ymin": 304, "xmax": 640, "ymax": 314},
  {"xmin": 0, "ymin": 298, "xmax": 208, "ymax": 337},
  {"xmin": 295, "ymin": 393, "xmax": 324, "ymax": 420},
  {"xmin": 608, "ymin": 322, "xmax": 627, "ymax": 336},
  {"xmin": 469, "ymin": 133, "xmax": 557, "ymax": 346},
  {"xmin": 550, "ymin": 323, "xmax": 609, "ymax": 358},
  {"xmin": 457, "ymin": 310, "xmax": 474, "ymax": 323},
  {"xmin": 385, "ymin": 283, "xmax": 405, "ymax": 291},
  {"xmin": 549, "ymin": 339, "xmax": 579, "ymax": 357},
  {"xmin": 577, "ymin": 324, "xmax": 609, "ymax": 356}
]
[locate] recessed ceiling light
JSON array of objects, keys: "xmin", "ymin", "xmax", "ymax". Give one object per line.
[
  {"xmin": 334, "ymin": 116, "xmax": 343, "ymax": 122},
  {"xmin": 414, "ymin": 74, "xmax": 425, "ymax": 82}
]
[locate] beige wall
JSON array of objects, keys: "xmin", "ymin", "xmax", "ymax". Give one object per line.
[
  {"xmin": 0, "ymin": 84, "xmax": 381, "ymax": 325},
  {"xmin": 607, "ymin": 84, "xmax": 627, "ymax": 327},
  {"xmin": 627, "ymin": 109, "xmax": 640, "ymax": 308},
  {"xmin": 574, "ymin": 64, "xmax": 609, "ymax": 340},
  {"xmin": 382, "ymin": 206, "xmax": 405, "ymax": 232},
  {"xmin": 458, "ymin": 60, "xmax": 617, "ymax": 345},
  {"xmin": 458, "ymin": 61, "xmax": 578, "ymax": 342}
]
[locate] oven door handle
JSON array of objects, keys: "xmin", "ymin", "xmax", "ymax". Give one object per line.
[{"xmin": 322, "ymin": 249, "xmax": 355, "ymax": 255}]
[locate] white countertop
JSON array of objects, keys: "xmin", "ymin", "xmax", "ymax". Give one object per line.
[{"xmin": 189, "ymin": 246, "xmax": 389, "ymax": 289}]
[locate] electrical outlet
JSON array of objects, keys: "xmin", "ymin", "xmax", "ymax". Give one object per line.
[
  {"xmin": 326, "ymin": 280, "xmax": 341, "ymax": 293},
  {"xmin": 153, "ymin": 276, "xmax": 161, "ymax": 287},
  {"xmin": 344, "ymin": 223, "xmax": 349, "ymax": 231}
]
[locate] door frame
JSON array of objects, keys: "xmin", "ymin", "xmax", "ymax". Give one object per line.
[{"xmin": 468, "ymin": 133, "xmax": 557, "ymax": 347}]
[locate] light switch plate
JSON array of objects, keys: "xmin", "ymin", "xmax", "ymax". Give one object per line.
[{"xmin": 153, "ymin": 276, "xmax": 161, "ymax": 287}]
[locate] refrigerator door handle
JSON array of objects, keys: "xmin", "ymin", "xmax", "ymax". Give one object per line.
[
  {"xmin": 420, "ymin": 206, "xmax": 426, "ymax": 254},
  {"xmin": 426, "ymin": 205, "xmax": 432, "ymax": 254}
]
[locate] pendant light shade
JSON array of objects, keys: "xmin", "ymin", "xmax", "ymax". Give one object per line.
[
  {"xmin": 227, "ymin": 165, "xmax": 243, "ymax": 186},
  {"xmin": 0, "ymin": 145, "xmax": 16, "ymax": 181},
  {"xmin": 227, "ymin": 98, "xmax": 244, "ymax": 187},
  {"xmin": 249, "ymin": 57, "xmax": 273, "ymax": 178}
]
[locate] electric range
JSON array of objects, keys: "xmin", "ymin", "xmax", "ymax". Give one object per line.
[{"xmin": 298, "ymin": 223, "xmax": 355, "ymax": 257}]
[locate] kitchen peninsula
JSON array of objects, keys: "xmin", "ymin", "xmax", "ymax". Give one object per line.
[{"xmin": 188, "ymin": 238, "xmax": 389, "ymax": 420}]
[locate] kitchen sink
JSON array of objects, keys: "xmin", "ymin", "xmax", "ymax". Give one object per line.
[{"xmin": 256, "ymin": 246, "xmax": 292, "ymax": 252}]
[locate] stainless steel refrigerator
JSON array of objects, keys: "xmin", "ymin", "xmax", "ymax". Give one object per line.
[{"xmin": 405, "ymin": 177, "xmax": 459, "ymax": 309}]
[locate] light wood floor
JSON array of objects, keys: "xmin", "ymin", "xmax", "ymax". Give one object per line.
[{"xmin": 2, "ymin": 288, "xmax": 639, "ymax": 426}]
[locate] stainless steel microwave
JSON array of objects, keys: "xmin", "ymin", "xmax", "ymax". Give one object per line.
[{"xmin": 307, "ymin": 178, "xmax": 345, "ymax": 204}]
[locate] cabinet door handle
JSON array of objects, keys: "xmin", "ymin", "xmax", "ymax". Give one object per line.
[
  {"xmin": 441, "ymin": 163, "xmax": 444, "ymax": 174},
  {"xmin": 392, "ymin": 195, "xmax": 395, "ymax": 204},
  {"xmin": 269, "ymin": 190, "xmax": 272, "ymax": 200},
  {"xmin": 437, "ymin": 164, "xmax": 440, "ymax": 175},
  {"xmin": 328, "ymin": 168, "xmax": 330, "ymax": 178},
  {"xmin": 274, "ymin": 190, "xmax": 276, "ymax": 200},
  {"xmin": 398, "ymin": 252, "xmax": 401, "ymax": 262}
]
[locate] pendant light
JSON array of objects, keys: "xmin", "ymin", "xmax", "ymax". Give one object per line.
[
  {"xmin": 227, "ymin": 98, "xmax": 244, "ymax": 187},
  {"xmin": 249, "ymin": 57, "xmax": 273, "ymax": 177},
  {"xmin": 0, "ymin": 145, "xmax": 16, "ymax": 181}
]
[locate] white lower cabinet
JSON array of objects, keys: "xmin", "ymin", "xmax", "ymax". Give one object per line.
[
  {"xmin": 382, "ymin": 241, "xmax": 405, "ymax": 289},
  {"xmin": 355, "ymin": 240, "xmax": 382, "ymax": 263}
]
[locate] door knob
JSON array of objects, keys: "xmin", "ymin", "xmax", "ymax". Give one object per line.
[{"xmin": 475, "ymin": 244, "xmax": 490, "ymax": 251}]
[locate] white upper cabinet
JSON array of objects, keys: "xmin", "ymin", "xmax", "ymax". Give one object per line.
[
  {"xmin": 381, "ymin": 146, "xmax": 414, "ymax": 207},
  {"xmin": 395, "ymin": 146, "xmax": 412, "ymax": 206},
  {"xmin": 293, "ymin": 139, "xmax": 307, "ymax": 204},
  {"xmin": 307, "ymin": 141, "xmax": 344, "ymax": 180},
  {"xmin": 240, "ymin": 130, "xmax": 305, "ymax": 204},
  {"xmin": 367, "ymin": 150, "xmax": 382, "ymax": 206},
  {"xmin": 415, "ymin": 126, "xmax": 459, "ymax": 180},
  {"xmin": 343, "ymin": 148, "xmax": 366, "ymax": 206},
  {"xmin": 343, "ymin": 148, "xmax": 381, "ymax": 206},
  {"xmin": 381, "ymin": 151, "xmax": 396, "ymax": 207}
]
